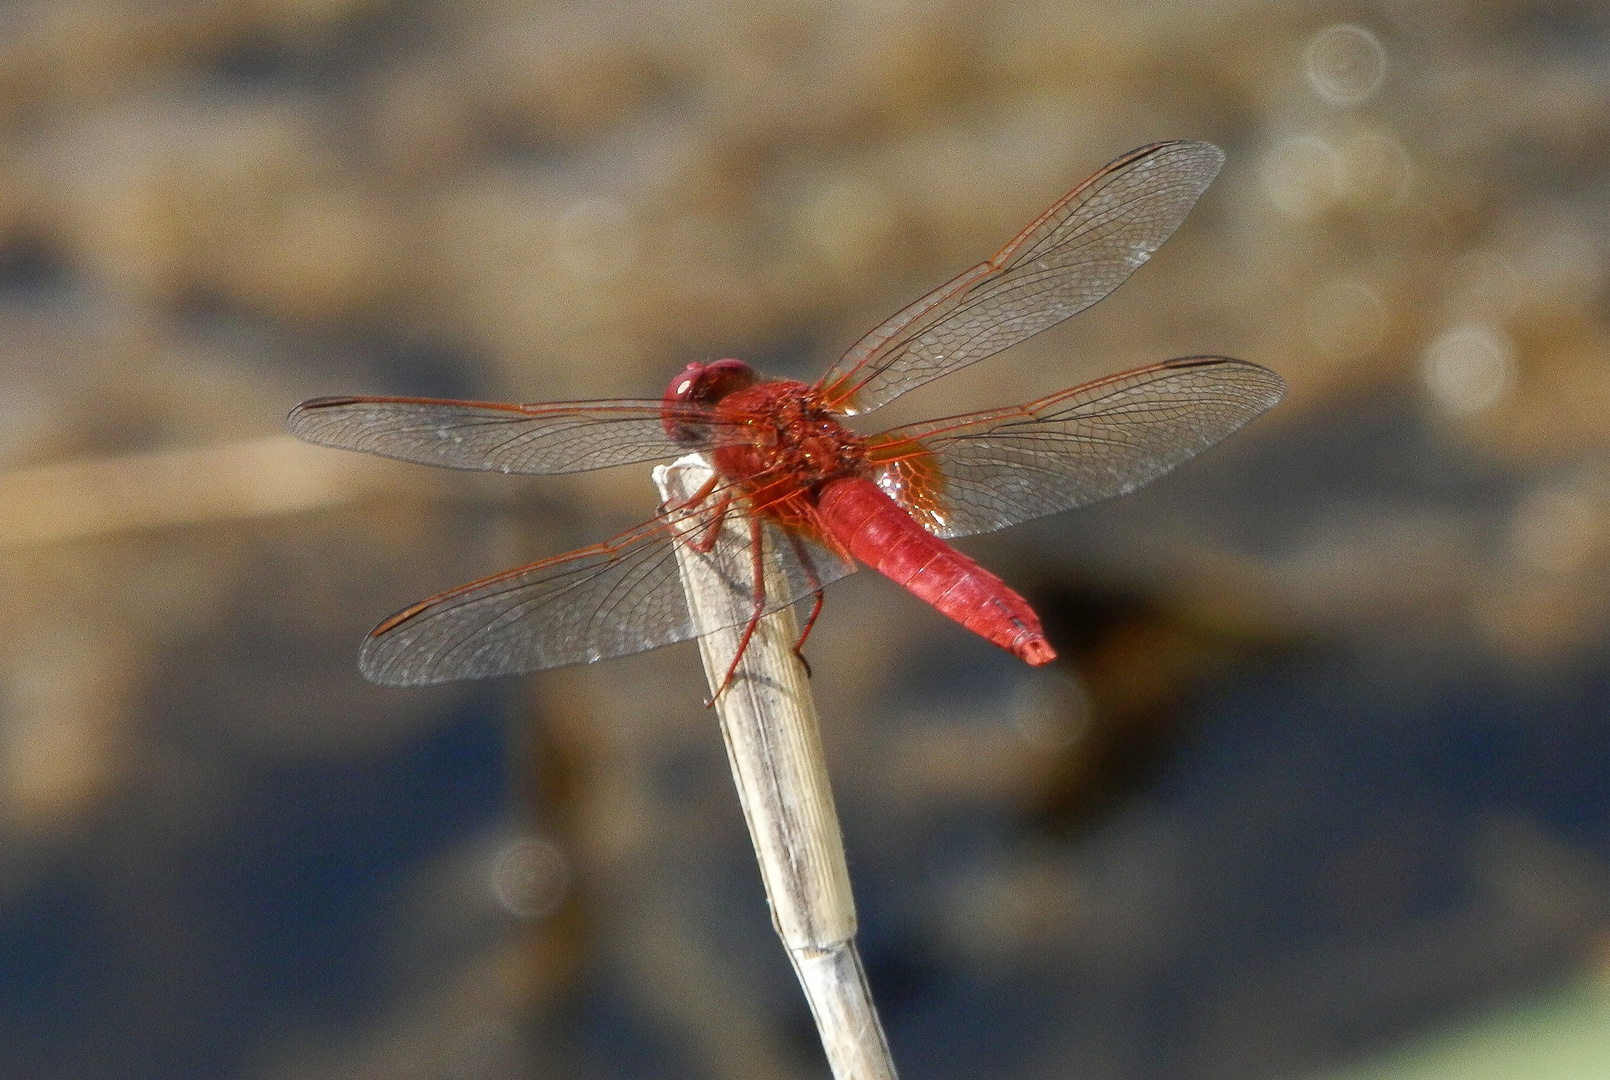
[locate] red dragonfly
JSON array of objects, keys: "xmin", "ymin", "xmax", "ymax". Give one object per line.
[{"xmin": 289, "ymin": 141, "xmax": 1283, "ymax": 689}]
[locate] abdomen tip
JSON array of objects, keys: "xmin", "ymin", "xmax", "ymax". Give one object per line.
[{"xmin": 1019, "ymin": 637, "xmax": 1057, "ymax": 666}]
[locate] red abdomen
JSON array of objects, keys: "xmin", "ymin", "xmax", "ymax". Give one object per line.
[{"xmin": 815, "ymin": 477, "xmax": 1056, "ymax": 666}]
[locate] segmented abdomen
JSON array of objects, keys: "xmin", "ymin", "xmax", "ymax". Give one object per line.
[{"xmin": 815, "ymin": 477, "xmax": 1056, "ymax": 666}]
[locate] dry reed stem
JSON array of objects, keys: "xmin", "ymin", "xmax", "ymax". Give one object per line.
[{"xmin": 655, "ymin": 454, "xmax": 898, "ymax": 1080}]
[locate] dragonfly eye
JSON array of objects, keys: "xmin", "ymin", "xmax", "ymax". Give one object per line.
[
  {"xmin": 696, "ymin": 359, "xmax": 759, "ymax": 404},
  {"xmin": 663, "ymin": 359, "xmax": 758, "ymax": 406},
  {"xmin": 662, "ymin": 359, "xmax": 759, "ymax": 442}
]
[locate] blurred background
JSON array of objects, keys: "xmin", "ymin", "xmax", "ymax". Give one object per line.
[{"xmin": 3, "ymin": 1, "xmax": 1610, "ymax": 1078}]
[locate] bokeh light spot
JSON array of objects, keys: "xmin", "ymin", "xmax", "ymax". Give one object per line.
[
  {"xmin": 489, "ymin": 837, "xmax": 569, "ymax": 920},
  {"xmin": 1304, "ymin": 24, "xmax": 1387, "ymax": 105},
  {"xmin": 1423, "ymin": 325, "xmax": 1515, "ymax": 415}
]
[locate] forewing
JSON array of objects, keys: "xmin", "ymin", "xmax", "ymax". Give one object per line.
[
  {"xmin": 817, "ymin": 141, "xmax": 1225, "ymax": 414},
  {"xmin": 359, "ymin": 495, "xmax": 855, "ymax": 686},
  {"xmin": 287, "ymin": 396, "xmax": 735, "ymax": 474},
  {"xmin": 865, "ymin": 358, "xmax": 1285, "ymax": 539}
]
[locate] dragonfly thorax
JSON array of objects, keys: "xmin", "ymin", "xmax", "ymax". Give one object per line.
[{"xmin": 710, "ymin": 379, "xmax": 870, "ymax": 498}]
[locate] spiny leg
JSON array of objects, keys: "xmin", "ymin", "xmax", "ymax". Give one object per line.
[
  {"xmin": 661, "ymin": 472, "xmax": 721, "ymax": 517},
  {"xmin": 690, "ymin": 490, "xmax": 734, "ymax": 555},
  {"xmin": 785, "ymin": 532, "xmax": 826, "ymax": 678},
  {"xmin": 708, "ymin": 516, "xmax": 768, "ymax": 707}
]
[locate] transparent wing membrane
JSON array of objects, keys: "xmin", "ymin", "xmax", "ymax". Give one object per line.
[
  {"xmin": 287, "ymin": 396, "xmax": 737, "ymax": 475},
  {"xmin": 867, "ymin": 358, "xmax": 1285, "ymax": 539},
  {"xmin": 818, "ymin": 141, "xmax": 1224, "ymax": 413},
  {"xmin": 359, "ymin": 488, "xmax": 854, "ymax": 686}
]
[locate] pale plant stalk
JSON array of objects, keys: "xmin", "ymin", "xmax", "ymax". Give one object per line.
[{"xmin": 655, "ymin": 455, "xmax": 898, "ymax": 1080}]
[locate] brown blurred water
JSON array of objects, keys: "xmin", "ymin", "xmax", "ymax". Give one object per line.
[{"xmin": 1, "ymin": 2, "xmax": 1609, "ymax": 1079}]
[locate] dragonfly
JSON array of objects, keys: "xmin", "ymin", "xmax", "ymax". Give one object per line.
[{"xmin": 288, "ymin": 140, "xmax": 1284, "ymax": 692}]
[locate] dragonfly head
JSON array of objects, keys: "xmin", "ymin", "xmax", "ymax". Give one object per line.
[{"xmin": 662, "ymin": 359, "xmax": 759, "ymax": 442}]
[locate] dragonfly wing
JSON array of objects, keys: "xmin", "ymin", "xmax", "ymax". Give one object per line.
[
  {"xmin": 818, "ymin": 141, "xmax": 1224, "ymax": 414},
  {"xmin": 359, "ymin": 496, "xmax": 855, "ymax": 686},
  {"xmin": 865, "ymin": 358, "xmax": 1285, "ymax": 539},
  {"xmin": 759, "ymin": 519, "xmax": 857, "ymax": 611},
  {"xmin": 287, "ymin": 396, "xmax": 735, "ymax": 474}
]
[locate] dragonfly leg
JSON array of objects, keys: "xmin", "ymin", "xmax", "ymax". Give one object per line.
[
  {"xmin": 792, "ymin": 600, "xmax": 818, "ymax": 680},
  {"xmin": 785, "ymin": 533, "xmax": 825, "ymax": 677},
  {"xmin": 661, "ymin": 472, "xmax": 721, "ymax": 516},
  {"xmin": 689, "ymin": 490, "xmax": 734, "ymax": 555},
  {"xmin": 708, "ymin": 517, "xmax": 768, "ymax": 707}
]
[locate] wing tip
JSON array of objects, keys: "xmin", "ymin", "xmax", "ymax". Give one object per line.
[
  {"xmin": 285, "ymin": 396, "xmax": 361, "ymax": 442},
  {"xmin": 359, "ymin": 605, "xmax": 451, "ymax": 687},
  {"xmin": 1127, "ymin": 139, "xmax": 1226, "ymax": 179},
  {"xmin": 1163, "ymin": 355, "xmax": 1287, "ymax": 405}
]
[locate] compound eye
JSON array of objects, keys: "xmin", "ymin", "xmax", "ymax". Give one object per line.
[
  {"xmin": 665, "ymin": 362, "xmax": 706, "ymax": 403},
  {"xmin": 699, "ymin": 360, "xmax": 758, "ymax": 404},
  {"xmin": 663, "ymin": 362, "xmax": 711, "ymax": 442}
]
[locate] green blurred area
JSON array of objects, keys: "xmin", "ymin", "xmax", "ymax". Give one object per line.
[{"xmin": 1313, "ymin": 974, "xmax": 1610, "ymax": 1080}]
